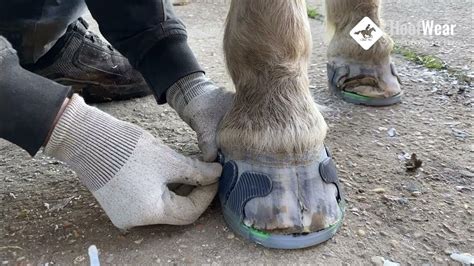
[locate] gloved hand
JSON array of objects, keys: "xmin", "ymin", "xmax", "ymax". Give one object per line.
[
  {"xmin": 167, "ymin": 73, "xmax": 234, "ymax": 162},
  {"xmin": 44, "ymin": 94, "xmax": 222, "ymax": 229}
]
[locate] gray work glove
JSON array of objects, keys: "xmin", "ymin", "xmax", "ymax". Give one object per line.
[
  {"xmin": 45, "ymin": 95, "xmax": 222, "ymax": 229},
  {"xmin": 167, "ymin": 73, "xmax": 234, "ymax": 162}
]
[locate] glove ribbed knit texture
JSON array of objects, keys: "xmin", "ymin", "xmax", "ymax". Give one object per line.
[
  {"xmin": 166, "ymin": 72, "xmax": 217, "ymax": 122},
  {"xmin": 44, "ymin": 94, "xmax": 143, "ymax": 191}
]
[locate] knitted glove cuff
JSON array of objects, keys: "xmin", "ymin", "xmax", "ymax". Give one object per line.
[
  {"xmin": 166, "ymin": 72, "xmax": 218, "ymax": 121},
  {"xmin": 44, "ymin": 94, "xmax": 143, "ymax": 191}
]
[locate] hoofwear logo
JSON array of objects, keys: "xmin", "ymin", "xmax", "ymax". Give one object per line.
[{"xmin": 350, "ymin": 17, "xmax": 384, "ymax": 50}]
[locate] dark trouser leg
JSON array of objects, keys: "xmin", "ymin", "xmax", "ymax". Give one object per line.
[
  {"xmin": 0, "ymin": 36, "xmax": 71, "ymax": 156},
  {"xmin": 85, "ymin": 0, "xmax": 203, "ymax": 103},
  {"xmin": 0, "ymin": 0, "xmax": 86, "ymax": 63}
]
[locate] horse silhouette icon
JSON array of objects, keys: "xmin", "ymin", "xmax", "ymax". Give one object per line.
[{"xmin": 355, "ymin": 24, "xmax": 376, "ymax": 39}]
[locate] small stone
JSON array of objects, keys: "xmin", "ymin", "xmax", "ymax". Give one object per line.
[
  {"xmin": 444, "ymin": 248, "xmax": 455, "ymax": 255},
  {"xmin": 397, "ymin": 197, "xmax": 409, "ymax": 205},
  {"xmin": 384, "ymin": 259, "xmax": 401, "ymax": 266},
  {"xmin": 371, "ymin": 256, "xmax": 385, "ymax": 266},
  {"xmin": 372, "ymin": 188, "xmax": 386, "ymax": 194},
  {"xmin": 134, "ymin": 238, "xmax": 144, "ymax": 245},
  {"xmin": 413, "ymin": 232, "xmax": 423, "ymax": 239},
  {"xmin": 398, "ymin": 152, "xmax": 411, "ymax": 161},
  {"xmin": 450, "ymin": 253, "xmax": 474, "ymax": 265},
  {"xmin": 455, "ymin": 186, "xmax": 471, "ymax": 192},
  {"xmin": 406, "ymin": 182, "xmax": 421, "ymax": 193},
  {"xmin": 226, "ymin": 233, "xmax": 235, "ymax": 239},
  {"xmin": 357, "ymin": 229, "xmax": 366, "ymax": 237},
  {"xmin": 390, "ymin": 240, "xmax": 399, "ymax": 248},
  {"xmin": 73, "ymin": 255, "xmax": 85, "ymax": 264},
  {"xmin": 387, "ymin": 128, "xmax": 397, "ymax": 137},
  {"xmin": 451, "ymin": 128, "xmax": 469, "ymax": 139}
]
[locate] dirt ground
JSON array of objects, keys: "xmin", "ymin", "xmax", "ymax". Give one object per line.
[{"xmin": 1, "ymin": 1, "xmax": 473, "ymax": 265}]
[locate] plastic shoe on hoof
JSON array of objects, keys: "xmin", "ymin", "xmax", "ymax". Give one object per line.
[
  {"xmin": 327, "ymin": 61, "xmax": 403, "ymax": 106},
  {"xmin": 218, "ymin": 147, "xmax": 345, "ymax": 250}
]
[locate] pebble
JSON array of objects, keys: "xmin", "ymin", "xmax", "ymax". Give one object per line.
[
  {"xmin": 357, "ymin": 229, "xmax": 367, "ymax": 237},
  {"xmin": 406, "ymin": 182, "xmax": 421, "ymax": 193},
  {"xmin": 444, "ymin": 248, "xmax": 455, "ymax": 255},
  {"xmin": 451, "ymin": 128, "xmax": 469, "ymax": 139},
  {"xmin": 227, "ymin": 233, "xmax": 235, "ymax": 239},
  {"xmin": 413, "ymin": 232, "xmax": 424, "ymax": 239},
  {"xmin": 372, "ymin": 188, "xmax": 386, "ymax": 194},
  {"xmin": 383, "ymin": 259, "xmax": 401, "ymax": 266},
  {"xmin": 388, "ymin": 128, "xmax": 397, "ymax": 137},
  {"xmin": 398, "ymin": 152, "xmax": 412, "ymax": 161},
  {"xmin": 455, "ymin": 186, "xmax": 471, "ymax": 192},
  {"xmin": 450, "ymin": 253, "xmax": 474, "ymax": 265},
  {"xmin": 390, "ymin": 240, "xmax": 399, "ymax": 248},
  {"xmin": 73, "ymin": 255, "xmax": 85, "ymax": 264},
  {"xmin": 371, "ymin": 256, "xmax": 385, "ymax": 266}
]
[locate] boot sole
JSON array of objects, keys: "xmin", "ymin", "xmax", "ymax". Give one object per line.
[
  {"xmin": 327, "ymin": 62, "xmax": 403, "ymax": 107},
  {"xmin": 222, "ymin": 200, "xmax": 345, "ymax": 249},
  {"xmin": 330, "ymin": 81, "xmax": 403, "ymax": 107},
  {"xmin": 53, "ymin": 78, "xmax": 152, "ymax": 103}
]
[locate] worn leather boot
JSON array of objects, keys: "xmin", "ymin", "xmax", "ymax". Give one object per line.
[{"xmin": 24, "ymin": 18, "xmax": 151, "ymax": 103}]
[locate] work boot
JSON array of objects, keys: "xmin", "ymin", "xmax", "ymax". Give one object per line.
[{"xmin": 24, "ymin": 18, "xmax": 151, "ymax": 103}]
